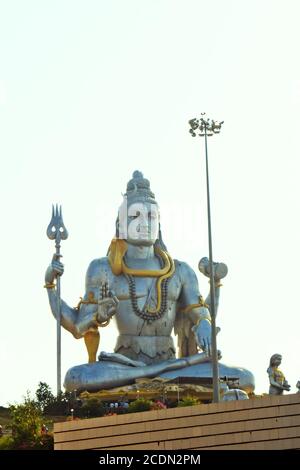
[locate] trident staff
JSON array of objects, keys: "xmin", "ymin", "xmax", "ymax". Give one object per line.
[
  {"xmin": 188, "ymin": 114, "xmax": 224, "ymax": 403},
  {"xmin": 46, "ymin": 205, "xmax": 68, "ymax": 395}
]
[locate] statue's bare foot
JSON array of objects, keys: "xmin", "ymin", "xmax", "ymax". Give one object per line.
[{"xmin": 98, "ymin": 351, "xmax": 146, "ymax": 367}]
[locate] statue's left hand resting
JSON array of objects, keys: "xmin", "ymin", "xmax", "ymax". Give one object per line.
[{"xmin": 192, "ymin": 319, "xmax": 212, "ymax": 356}]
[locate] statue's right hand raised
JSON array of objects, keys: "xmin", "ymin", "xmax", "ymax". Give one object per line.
[
  {"xmin": 45, "ymin": 254, "xmax": 64, "ymax": 284},
  {"xmin": 96, "ymin": 282, "xmax": 119, "ymax": 324}
]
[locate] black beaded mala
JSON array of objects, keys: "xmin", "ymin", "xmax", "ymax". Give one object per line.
[{"xmin": 124, "ymin": 252, "xmax": 171, "ymax": 323}]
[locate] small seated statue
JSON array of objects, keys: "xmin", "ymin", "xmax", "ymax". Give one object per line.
[
  {"xmin": 267, "ymin": 354, "xmax": 291, "ymax": 395},
  {"xmin": 296, "ymin": 381, "xmax": 300, "ymax": 394},
  {"xmin": 45, "ymin": 171, "xmax": 255, "ymax": 394}
]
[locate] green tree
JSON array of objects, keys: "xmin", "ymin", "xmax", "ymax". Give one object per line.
[
  {"xmin": 45, "ymin": 390, "xmax": 72, "ymax": 415},
  {"xmin": 35, "ymin": 383, "xmax": 73, "ymax": 416},
  {"xmin": 178, "ymin": 396, "xmax": 200, "ymax": 407},
  {"xmin": 9, "ymin": 392, "xmax": 44, "ymax": 449},
  {"xmin": 128, "ymin": 398, "xmax": 152, "ymax": 413},
  {"xmin": 0, "ymin": 435, "xmax": 14, "ymax": 450},
  {"xmin": 77, "ymin": 397, "xmax": 105, "ymax": 418},
  {"xmin": 35, "ymin": 382, "xmax": 55, "ymax": 412}
]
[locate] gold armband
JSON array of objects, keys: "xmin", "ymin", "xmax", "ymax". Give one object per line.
[
  {"xmin": 44, "ymin": 282, "xmax": 56, "ymax": 289},
  {"xmin": 95, "ymin": 319, "xmax": 110, "ymax": 328},
  {"xmin": 180, "ymin": 296, "xmax": 209, "ymax": 314},
  {"xmin": 75, "ymin": 292, "xmax": 98, "ymax": 310}
]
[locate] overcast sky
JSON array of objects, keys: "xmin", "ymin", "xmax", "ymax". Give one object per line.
[{"xmin": 0, "ymin": 0, "xmax": 300, "ymax": 406}]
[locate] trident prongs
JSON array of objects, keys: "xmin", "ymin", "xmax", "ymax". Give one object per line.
[
  {"xmin": 46, "ymin": 204, "xmax": 69, "ymax": 395},
  {"xmin": 47, "ymin": 204, "xmax": 69, "ymax": 243}
]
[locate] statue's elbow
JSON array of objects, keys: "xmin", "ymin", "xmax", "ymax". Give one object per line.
[{"xmin": 72, "ymin": 325, "xmax": 84, "ymax": 340}]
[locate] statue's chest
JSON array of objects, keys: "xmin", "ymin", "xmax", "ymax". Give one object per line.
[{"xmin": 111, "ymin": 273, "xmax": 181, "ymax": 302}]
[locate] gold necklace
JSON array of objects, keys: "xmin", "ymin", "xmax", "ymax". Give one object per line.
[{"xmin": 122, "ymin": 247, "xmax": 171, "ymax": 277}]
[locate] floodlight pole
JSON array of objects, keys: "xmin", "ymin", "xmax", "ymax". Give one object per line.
[{"xmin": 189, "ymin": 114, "xmax": 224, "ymax": 403}]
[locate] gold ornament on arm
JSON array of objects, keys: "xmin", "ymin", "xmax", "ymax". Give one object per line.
[
  {"xmin": 180, "ymin": 295, "xmax": 210, "ymax": 314},
  {"xmin": 44, "ymin": 282, "xmax": 56, "ymax": 289}
]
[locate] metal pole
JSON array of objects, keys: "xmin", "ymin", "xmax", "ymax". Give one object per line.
[
  {"xmin": 56, "ymin": 252, "xmax": 61, "ymax": 395},
  {"xmin": 204, "ymin": 126, "xmax": 220, "ymax": 403},
  {"xmin": 188, "ymin": 115, "xmax": 223, "ymax": 403},
  {"xmin": 47, "ymin": 204, "xmax": 68, "ymax": 396}
]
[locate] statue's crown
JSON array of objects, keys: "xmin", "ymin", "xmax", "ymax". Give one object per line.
[{"xmin": 125, "ymin": 170, "xmax": 156, "ymax": 203}]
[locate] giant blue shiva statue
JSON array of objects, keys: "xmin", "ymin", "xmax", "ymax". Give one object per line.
[{"xmin": 45, "ymin": 171, "xmax": 255, "ymax": 393}]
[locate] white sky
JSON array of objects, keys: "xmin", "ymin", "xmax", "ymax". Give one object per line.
[{"xmin": 0, "ymin": 0, "xmax": 299, "ymax": 406}]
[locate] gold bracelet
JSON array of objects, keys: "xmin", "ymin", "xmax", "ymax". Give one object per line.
[
  {"xmin": 198, "ymin": 312, "xmax": 211, "ymax": 323},
  {"xmin": 44, "ymin": 282, "xmax": 56, "ymax": 289},
  {"xmin": 199, "ymin": 295, "xmax": 209, "ymax": 308},
  {"xmin": 208, "ymin": 280, "xmax": 223, "ymax": 288}
]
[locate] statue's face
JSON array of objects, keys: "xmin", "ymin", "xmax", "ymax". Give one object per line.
[
  {"xmin": 118, "ymin": 200, "xmax": 159, "ymax": 246},
  {"xmin": 273, "ymin": 355, "xmax": 282, "ymax": 366}
]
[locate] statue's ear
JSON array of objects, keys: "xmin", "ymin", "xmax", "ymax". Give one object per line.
[{"xmin": 156, "ymin": 222, "xmax": 168, "ymax": 252}]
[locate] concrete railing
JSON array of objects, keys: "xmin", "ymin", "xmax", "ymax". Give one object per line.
[{"xmin": 54, "ymin": 393, "xmax": 300, "ymax": 450}]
